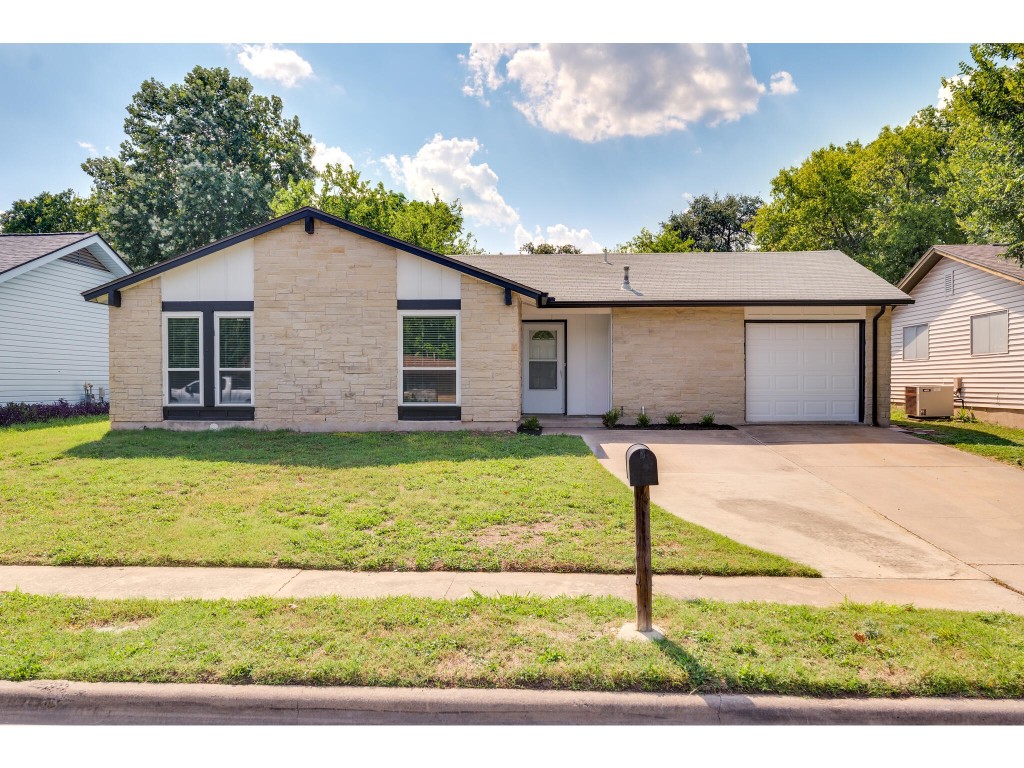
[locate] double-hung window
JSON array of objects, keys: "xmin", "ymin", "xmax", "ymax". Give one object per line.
[
  {"xmin": 215, "ymin": 313, "xmax": 254, "ymax": 405},
  {"xmin": 971, "ymin": 311, "xmax": 1009, "ymax": 356},
  {"xmin": 400, "ymin": 313, "xmax": 459, "ymax": 406},
  {"xmin": 165, "ymin": 313, "xmax": 203, "ymax": 406},
  {"xmin": 902, "ymin": 323, "xmax": 929, "ymax": 361}
]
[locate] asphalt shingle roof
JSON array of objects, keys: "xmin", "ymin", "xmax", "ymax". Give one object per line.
[
  {"xmin": 0, "ymin": 232, "xmax": 93, "ymax": 276},
  {"xmin": 932, "ymin": 244, "xmax": 1024, "ymax": 283},
  {"xmin": 450, "ymin": 250, "xmax": 912, "ymax": 305}
]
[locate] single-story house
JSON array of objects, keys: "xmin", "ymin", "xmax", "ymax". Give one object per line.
[
  {"xmin": 1, "ymin": 232, "xmax": 131, "ymax": 404},
  {"xmin": 82, "ymin": 207, "xmax": 911, "ymax": 431},
  {"xmin": 891, "ymin": 244, "xmax": 1024, "ymax": 427}
]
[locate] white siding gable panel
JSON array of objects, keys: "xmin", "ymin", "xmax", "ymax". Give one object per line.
[
  {"xmin": 161, "ymin": 241, "xmax": 254, "ymax": 302},
  {"xmin": 397, "ymin": 253, "xmax": 461, "ymax": 300},
  {"xmin": 892, "ymin": 257, "xmax": 1024, "ymax": 410},
  {"xmin": 0, "ymin": 258, "xmax": 113, "ymax": 403}
]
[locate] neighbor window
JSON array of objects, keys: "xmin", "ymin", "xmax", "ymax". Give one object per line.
[
  {"xmin": 216, "ymin": 313, "xmax": 253, "ymax": 405},
  {"xmin": 165, "ymin": 314, "xmax": 202, "ymax": 406},
  {"xmin": 401, "ymin": 314, "xmax": 458, "ymax": 404},
  {"xmin": 902, "ymin": 323, "xmax": 929, "ymax": 361},
  {"xmin": 971, "ymin": 311, "xmax": 1009, "ymax": 356}
]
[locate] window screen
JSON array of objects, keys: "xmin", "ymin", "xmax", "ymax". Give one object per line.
[
  {"xmin": 902, "ymin": 324, "xmax": 929, "ymax": 361},
  {"xmin": 402, "ymin": 316, "xmax": 457, "ymax": 403},
  {"xmin": 218, "ymin": 315, "xmax": 253, "ymax": 405},
  {"xmin": 528, "ymin": 330, "xmax": 558, "ymax": 389},
  {"xmin": 167, "ymin": 316, "xmax": 201, "ymax": 405},
  {"xmin": 971, "ymin": 311, "xmax": 1008, "ymax": 356}
]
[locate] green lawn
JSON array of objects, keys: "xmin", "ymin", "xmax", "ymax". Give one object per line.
[
  {"xmin": 892, "ymin": 408, "xmax": 1024, "ymax": 469},
  {"xmin": 0, "ymin": 417, "xmax": 813, "ymax": 575},
  {"xmin": 3, "ymin": 591, "xmax": 1022, "ymax": 697}
]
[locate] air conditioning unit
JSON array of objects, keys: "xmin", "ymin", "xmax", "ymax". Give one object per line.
[{"xmin": 904, "ymin": 386, "xmax": 954, "ymax": 418}]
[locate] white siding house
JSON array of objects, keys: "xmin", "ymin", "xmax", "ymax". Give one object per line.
[
  {"xmin": 892, "ymin": 244, "xmax": 1024, "ymax": 427},
  {"xmin": 0, "ymin": 233, "xmax": 130, "ymax": 404}
]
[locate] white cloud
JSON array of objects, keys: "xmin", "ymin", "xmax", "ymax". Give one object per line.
[
  {"xmin": 768, "ymin": 70, "xmax": 798, "ymax": 96},
  {"xmin": 77, "ymin": 140, "xmax": 97, "ymax": 155},
  {"xmin": 382, "ymin": 134, "xmax": 518, "ymax": 228},
  {"xmin": 461, "ymin": 43, "xmax": 770, "ymax": 142},
  {"xmin": 312, "ymin": 140, "xmax": 354, "ymax": 172},
  {"xmin": 937, "ymin": 74, "xmax": 969, "ymax": 108},
  {"xmin": 236, "ymin": 44, "xmax": 313, "ymax": 88},
  {"xmin": 514, "ymin": 223, "xmax": 603, "ymax": 252}
]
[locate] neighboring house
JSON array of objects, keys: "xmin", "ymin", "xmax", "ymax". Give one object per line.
[
  {"xmin": 892, "ymin": 244, "xmax": 1024, "ymax": 427},
  {"xmin": 82, "ymin": 207, "xmax": 910, "ymax": 431},
  {"xmin": 0, "ymin": 232, "xmax": 131, "ymax": 405}
]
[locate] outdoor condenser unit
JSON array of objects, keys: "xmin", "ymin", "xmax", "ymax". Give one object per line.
[{"xmin": 904, "ymin": 386, "xmax": 954, "ymax": 418}]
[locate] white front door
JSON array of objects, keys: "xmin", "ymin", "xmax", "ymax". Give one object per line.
[
  {"xmin": 745, "ymin": 322, "xmax": 861, "ymax": 422},
  {"xmin": 522, "ymin": 323, "xmax": 565, "ymax": 414}
]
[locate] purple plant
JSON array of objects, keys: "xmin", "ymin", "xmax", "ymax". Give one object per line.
[{"xmin": 0, "ymin": 399, "xmax": 109, "ymax": 427}]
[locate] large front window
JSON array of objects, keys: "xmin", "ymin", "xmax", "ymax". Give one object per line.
[
  {"xmin": 216, "ymin": 313, "xmax": 253, "ymax": 405},
  {"xmin": 401, "ymin": 314, "xmax": 458, "ymax": 404},
  {"xmin": 165, "ymin": 314, "xmax": 202, "ymax": 405}
]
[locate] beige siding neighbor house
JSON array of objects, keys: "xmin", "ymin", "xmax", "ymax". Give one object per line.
[
  {"xmin": 84, "ymin": 208, "xmax": 911, "ymax": 431},
  {"xmin": 892, "ymin": 244, "xmax": 1024, "ymax": 427}
]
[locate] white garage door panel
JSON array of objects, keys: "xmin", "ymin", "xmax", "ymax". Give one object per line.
[{"xmin": 746, "ymin": 322, "xmax": 861, "ymax": 423}]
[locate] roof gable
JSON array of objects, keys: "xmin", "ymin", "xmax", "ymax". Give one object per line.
[
  {"xmin": 0, "ymin": 233, "xmax": 130, "ymax": 286},
  {"xmin": 899, "ymin": 245, "xmax": 1024, "ymax": 293},
  {"xmin": 82, "ymin": 208, "xmax": 545, "ymax": 304}
]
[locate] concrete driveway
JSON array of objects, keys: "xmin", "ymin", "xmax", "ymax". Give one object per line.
[{"xmin": 582, "ymin": 425, "xmax": 1024, "ymax": 592}]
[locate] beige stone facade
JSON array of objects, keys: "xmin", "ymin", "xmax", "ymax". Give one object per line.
[
  {"xmin": 459, "ymin": 275, "xmax": 521, "ymax": 424},
  {"xmin": 611, "ymin": 307, "xmax": 746, "ymax": 425},
  {"xmin": 108, "ymin": 277, "xmax": 163, "ymax": 427},
  {"xmin": 868, "ymin": 308, "xmax": 893, "ymax": 427}
]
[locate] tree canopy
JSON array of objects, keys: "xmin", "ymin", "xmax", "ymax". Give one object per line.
[
  {"xmin": 616, "ymin": 225, "xmax": 693, "ymax": 254},
  {"xmin": 83, "ymin": 65, "xmax": 315, "ymax": 268},
  {"xmin": 944, "ymin": 44, "xmax": 1024, "ymax": 263},
  {"xmin": 518, "ymin": 242, "xmax": 583, "ymax": 254},
  {"xmin": 0, "ymin": 189, "xmax": 101, "ymax": 234},
  {"xmin": 752, "ymin": 110, "xmax": 964, "ymax": 284},
  {"xmin": 663, "ymin": 193, "xmax": 762, "ymax": 252},
  {"xmin": 271, "ymin": 164, "xmax": 479, "ymax": 255}
]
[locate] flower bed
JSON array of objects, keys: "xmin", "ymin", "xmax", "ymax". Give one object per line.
[{"xmin": 0, "ymin": 399, "xmax": 109, "ymax": 427}]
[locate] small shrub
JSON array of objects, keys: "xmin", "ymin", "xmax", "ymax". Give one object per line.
[
  {"xmin": 952, "ymin": 408, "xmax": 978, "ymax": 423},
  {"xmin": 0, "ymin": 399, "xmax": 109, "ymax": 427},
  {"xmin": 521, "ymin": 415, "xmax": 541, "ymax": 431},
  {"xmin": 601, "ymin": 407, "xmax": 621, "ymax": 428},
  {"xmin": 635, "ymin": 411, "xmax": 651, "ymax": 428},
  {"xmin": 699, "ymin": 411, "xmax": 716, "ymax": 426},
  {"xmin": 665, "ymin": 413, "xmax": 682, "ymax": 426}
]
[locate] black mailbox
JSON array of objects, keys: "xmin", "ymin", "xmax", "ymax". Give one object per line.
[{"xmin": 625, "ymin": 443, "xmax": 658, "ymax": 487}]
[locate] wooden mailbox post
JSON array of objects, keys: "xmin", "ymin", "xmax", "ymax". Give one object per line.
[{"xmin": 625, "ymin": 443, "xmax": 658, "ymax": 633}]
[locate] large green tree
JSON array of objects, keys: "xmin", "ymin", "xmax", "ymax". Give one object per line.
[
  {"xmin": 945, "ymin": 44, "xmax": 1024, "ymax": 262},
  {"xmin": 0, "ymin": 189, "xmax": 102, "ymax": 234},
  {"xmin": 272, "ymin": 164, "xmax": 479, "ymax": 255},
  {"xmin": 663, "ymin": 193, "xmax": 763, "ymax": 252},
  {"xmin": 616, "ymin": 225, "xmax": 693, "ymax": 253},
  {"xmin": 753, "ymin": 111, "xmax": 963, "ymax": 284},
  {"xmin": 83, "ymin": 65, "xmax": 315, "ymax": 268}
]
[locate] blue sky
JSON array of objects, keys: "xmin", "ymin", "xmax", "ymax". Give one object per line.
[{"xmin": 0, "ymin": 43, "xmax": 971, "ymax": 253}]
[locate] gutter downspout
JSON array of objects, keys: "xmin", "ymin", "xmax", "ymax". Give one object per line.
[{"xmin": 870, "ymin": 305, "xmax": 888, "ymax": 427}]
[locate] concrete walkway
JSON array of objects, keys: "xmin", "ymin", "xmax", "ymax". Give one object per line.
[
  {"xmin": 5, "ymin": 680, "xmax": 1024, "ymax": 725},
  {"xmin": 580, "ymin": 425, "xmax": 1024, "ymax": 593},
  {"xmin": 4, "ymin": 565, "xmax": 1024, "ymax": 613}
]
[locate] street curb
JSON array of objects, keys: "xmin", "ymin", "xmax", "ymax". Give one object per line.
[{"xmin": 2, "ymin": 681, "xmax": 1024, "ymax": 725}]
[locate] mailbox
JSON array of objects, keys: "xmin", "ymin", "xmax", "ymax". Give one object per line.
[{"xmin": 625, "ymin": 443, "xmax": 659, "ymax": 487}]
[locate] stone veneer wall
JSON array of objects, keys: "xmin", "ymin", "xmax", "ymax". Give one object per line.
[
  {"xmin": 108, "ymin": 278, "xmax": 164, "ymax": 427},
  {"xmin": 611, "ymin": 307, "xmax": 746, "ymax": 425},
  {"xmin": 869, "ymin": 308, "xmax": 893, "ymax": 427},
  {"xmin": 459, "ymin": 276, "xmax": 521, "ymax": 424},
  {"xmin": 253, "ymin": 221, "xmax": 399, "ymax": 431}
]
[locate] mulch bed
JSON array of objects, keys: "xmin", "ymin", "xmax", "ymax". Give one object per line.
[{"xmin": 608, "ymin": 423, "xmax": 736, "ymax": 431}]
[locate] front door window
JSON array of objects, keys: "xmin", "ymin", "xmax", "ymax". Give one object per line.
[{"xmin": 529, "ymin": 330, "xmax": 558, "ymax": 389}]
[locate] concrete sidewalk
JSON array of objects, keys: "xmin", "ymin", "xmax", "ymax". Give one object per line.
[
  {"xmin": 4, "ymin": 680, "xmax": 1024, "ymax": 725},
  {"xmin": 3, "ymin": 565, "xmax": 1024, "ymax": 613}
]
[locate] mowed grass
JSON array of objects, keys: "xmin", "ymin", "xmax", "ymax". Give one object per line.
[
  {"xmin": 0, "ymin": 418, "xmax": 813, "ymax": 575},
  {"xmin": 891, "ymin": 408, "xmax": 1024, "ymax": 469},
  {"xmin": 2, "ymin": 591, "xmax": 1022, "ymax": 697}
]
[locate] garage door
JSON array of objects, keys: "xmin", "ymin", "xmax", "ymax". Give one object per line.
[{"xmin": 746, "ymin": 322, "xmax": 861, "ymax": 422}]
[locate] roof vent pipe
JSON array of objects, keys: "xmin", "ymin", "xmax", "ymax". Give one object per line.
[{"xmin": 621, "ymin": 265, "xmax": 632, "ymax": 290}]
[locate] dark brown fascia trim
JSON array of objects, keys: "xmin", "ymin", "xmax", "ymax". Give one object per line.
[
  {"xmin": 83, "ymin": 207, "xmax": 545, "ymax": 303},
  {"xmin": 543, "ymin": 299, "xmax": 914, "ymax": 308}
]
